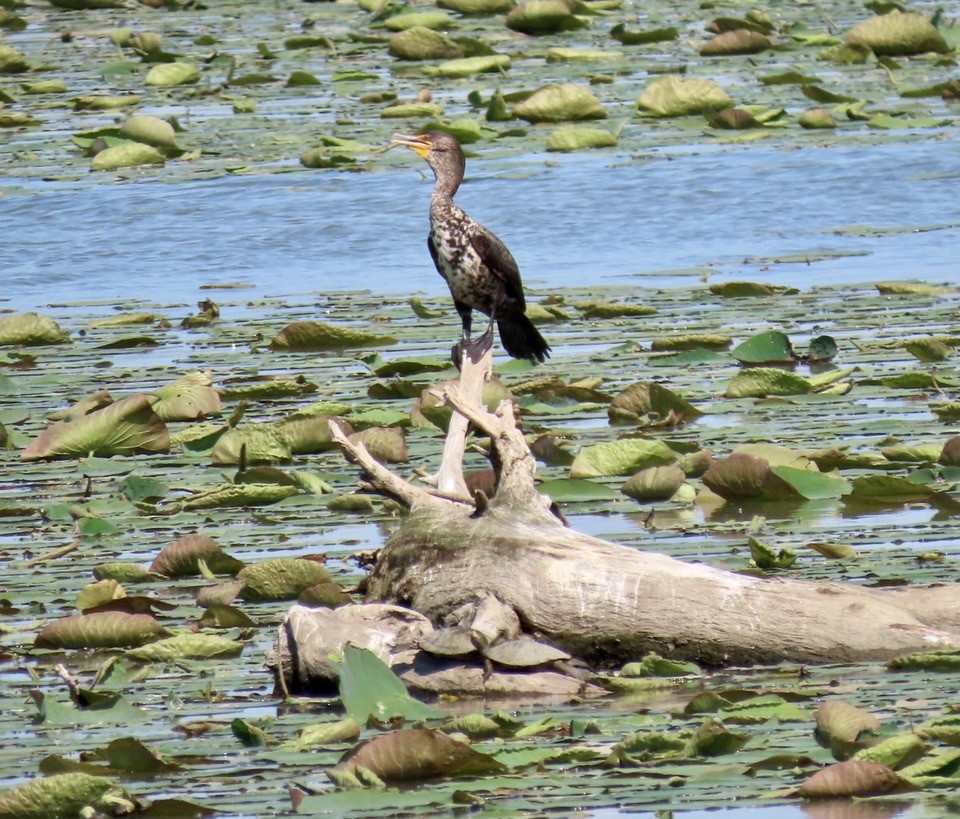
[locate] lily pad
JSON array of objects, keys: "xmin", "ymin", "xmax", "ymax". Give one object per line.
[
  {"xmin": 570, "ymin": 437, "xmax": 677, "ymax": 478},
  {"xmin": 725, "ymin": 367, "xmax": 812, "ymax": 398},
  {"xmin": 144, "ymin": 62, "xmax": 200, "ymax": 86},
  {"xmin": 91, "ymin": 141, "xmax": 165, "ymax": 171},
  {"xmin": 0, "ymin": 312, "xmax": 69, "ymax": 346},
  {"xmin": 238, "ymin": 557, "xmax": 332, "ymax": 601},
  {"xmin": 35, "ymin": 611, "xmax": 170, "ymax": 649},
  {"xmin": 608, "ymin": 381, "xmax": 702, "ymax": 425},
  {"xmin": 637, "ymin": 75, "xmax": 731, "ymax": 117},
  {"xmin": 270, "ymin": 321, "xmax": 396, "ymax": 351},
  {"xmin": 22, "ymin": 394, "xmax": 169, "ymax": 460},
  {"xmin": 797, "ymin": 760, "xmax": 911, "ymax": 797},
  {"xmin": 432, "ymin": 55, "xmax": 510, "ymax": 78},
  {"xmin": 731, "ymin": 330, "xmax": 796, "ymax": 365},
  {"xmin": 700, "ymin": 29, "xmax": 771, "ymax": 56},
  {"xmin": 389, "ymin": 28, "xmax": 464, "ymax": 60},
  {"xmin": 546, "ymin": 126, "xmax": 617, "ymax": 151},
  {"xmin": 119, "ymin": 114, "xmax": 177, "ymax": 148},
  {"xmin": 0, "ymin": 774, "xmax": 123, "ymax": 819},
  {"xmin": 126, "ymin": 633, "xmax": 244, "ymax": 661},
  {"xmin": 149, "ymin": 533, "xmax": 245, "ymax": 577},
  {"xmin": 621, "ymin": 464, "xmax": 686, "ymax": 501},
  {"xmin": 506, "ymin": 0, "xmax": 587, "ymax": 35},
  {"xmin": 846, "ymin": 11, "xmax": 949, "ymax": 55},
  {"xmin": 150, "ymin": 371, "xmax": 222, "ymax": 421},
  {"xmin": 514, "ymin": 83, "xmax": 606, "ymax": 122}
]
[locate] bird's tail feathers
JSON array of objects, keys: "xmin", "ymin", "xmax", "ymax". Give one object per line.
[{"xmin": 497, "ymin": 313, "xmax": 551, "ymax": 363}]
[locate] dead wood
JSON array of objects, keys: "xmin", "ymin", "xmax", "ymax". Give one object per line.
[{"xmin": 326, "ymin": 347, "xmax": 959, "ymax": 668}]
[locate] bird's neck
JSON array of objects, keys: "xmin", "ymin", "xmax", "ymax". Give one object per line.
[{"xmin": 431, "ymin": 171, "xmax": 460, "ymax": 202}]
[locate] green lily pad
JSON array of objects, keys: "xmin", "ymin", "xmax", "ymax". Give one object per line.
[
  {"xmin": 725, "ymin": 368, "xmax": 812, "ymax": 398},
  {"xmin": 546, "ymin": 126, "xmax": 617, "ymax": 151},
  {"xmin": 126, "ymin": 633, "xmax": 244, "ymax": 661},
  {"xmin": 608, "ymin": 381, "xmax": 702, "ymax": 425},
  {"xmin": 91, "ymin": 141, "xmax": 165, "ymax": 171},
  {"xmin": 701, "ymin": 29, "xmax": 771, "ymax": 56},
  {"xmin": 237, "ymin": 557, "xmax": 332, "ymax": 601},
  {"xmin": 145, "ymin": 61, "xmax": 200, "ymax": 86},
  {"xmin": 431, "ymin": 55, "xmax": 510, "ymax": 78},
  {"xmin": 0, "ymin": 312, "xmax": 69, "ymax": 345},
  {"xmin": 609, "ymin": 24, "xmax": 677, "ymax": 45},
  {"xmin": 22, "ymin": 394, "xmax": 169, "ymax": 460},
  {"xmin": 537, "ymin": 477, "xmax": 620, "ymax": 502},
  {"xmin": 847, "ymin": 10, "xmax": 949, "ymax": 55},
  {"xmin": 731, "ymin": 330, "xmax": 796, "ymax": 365},
  {"xmin": 514, "ymin": 83, "xmax": 606, "ymax": 122},
  {"xmin": 621, "ymin": 464, "xmax": 686, "ymax": 501},
  {"xmin": 506, "ymin": 0, "xmax": 587, "ymax": 35},
  {"xmin": 150, "ymin": 371, "xmax": 222, "ymax": 421},
  {"xmin": 799, "ymin": 107, "xmax": 838, "ymax": 128},
  {"xmin": 35, "ymin": 611, "xmax": 170, "ymax": 649},
  {"xmin": 570, "ymin": 437, "xmax": 677, "ymax": 478},
  {"xmin": 389, "ymin": 27, "xmax": 464, "ymax": 60},
  {"xmin": 269, "ymin": 321, "xmax": 396, "ymax": 351},
  {"xmin": 0, "ymin": 774, "xmax": 124, "ymax": 819},
  {"xmin": 637, "ymin": 75, "xmax": 731, "ymax": 117},
  {"xmin": 149, "ymin": 533, "xmax": 245, "ymax": 577}
]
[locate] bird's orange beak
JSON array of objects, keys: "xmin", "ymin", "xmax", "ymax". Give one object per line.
[{"xmin": 391, "ymin": 133, "xmax": 433, "ymax": 160}]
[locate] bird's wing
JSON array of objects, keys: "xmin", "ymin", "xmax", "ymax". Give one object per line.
[
  {"xmin": 469, "ymin": 226, "xmax": 525, "ymax": 311},
  {"xmin": 427, "ymin": 235, "xmax": 447, "ymax": 282}
]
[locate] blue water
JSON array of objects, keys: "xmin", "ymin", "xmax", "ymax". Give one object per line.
[{"xmin": 1, "ymin": 138, "xmax": 957, "ymax": 311}]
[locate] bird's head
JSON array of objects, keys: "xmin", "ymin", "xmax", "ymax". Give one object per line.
[{"xmin": 392, "ymin": 131, "xmax": 465, "ymax": 191}]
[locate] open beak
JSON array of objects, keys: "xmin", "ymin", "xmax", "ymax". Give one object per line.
[{"xmin": 391, "ymin": 132, "xmax": 433, "ymax": 160}]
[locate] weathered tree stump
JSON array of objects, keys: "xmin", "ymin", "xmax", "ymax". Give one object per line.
[{"xmin": 327, "ymin": 348, "xmax": 959, "ymax": 668}]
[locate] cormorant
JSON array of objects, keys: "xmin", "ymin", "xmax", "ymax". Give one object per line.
[{"xmin": 392, "ymin": 131, "xmax": 551, "ymax": 364}]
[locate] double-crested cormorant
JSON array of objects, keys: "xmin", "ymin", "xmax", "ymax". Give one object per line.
[{"xmin": 392, "ymin": 131, "xmax": 551, "ymax": 364}]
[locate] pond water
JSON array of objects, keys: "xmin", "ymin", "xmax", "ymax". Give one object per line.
[{"xmin": 2, "ymin": 136, "xmax": 957, "ymax": 313}]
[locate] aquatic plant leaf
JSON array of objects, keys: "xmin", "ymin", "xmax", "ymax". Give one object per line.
[
  {"xmin": 637, "ymin": 75, "xmax": 731, "ymax": 117},
  {"xmin": 815, "ymin": 700, "xmax": 881, "ymax": 753},
  {"xmin": 432, "ymin": 55, "xmax": 510, "ymax": 78},
  {"xmin": 438, "ymin": 0, "xmax": 513, "ymax": 11},
  {"xmin": 709, "ymin": 281, "xmax": 799, "ymax": 297},
  {"xmin": 851, "ymin": 734, "xmax": 927, "ymax": 770},
  {"xmin": 338, "ymin": 644, "xmax": 443, "ymax": 724},
  {"xmin": 797, "ymin": 760, "xmax": 912, "ymax": 797},
  {"xmin": 0, "ymin": 773, "xmax": 122, "ymax": 819},
  {"xmin": 731, "ymin": 330, "xmax": 795, "ymax": 364},
  {"xmin": 347, "ymin": 426, "xmax": 408, "ymax": 463},
  {"xmin": 0, "ymin": 312, "xmax": 69, "ymax": 345},
  {"xmin": 685, "ymin": 718, "xmax": 749, "ymax": 756},
  {"xmin": 77, "ymin": 579, "xmax": 125, "ymax": 612},
  {"xmin": 899, "ymin": 748, "xmax": 960, "ymax": 779},
  {"xmin": 846, "ymin": 474, "xmax": 936, "ymax": 504},
  {"xmin": 514, "ymin": 83, "xmax": 606, "ymax": 122},
  {"xmin": 126, "ymin": 633, "xmax": 244, "ymax": 661},
  {"xmin": 546, "ymin": 126, "xmax": 617, "ymax": 152},
  {"xmin": 799, "ymin": 107, "xmax": 838, "ymax": 128},
  {"xmin": 293, "ymin": 718, "xmax": 362, "ymax": 750},
  {"xmin": 609, "ymin": 24, "xmax": 677, "ymax": 44},
  {"xmin": 335, "ymin": 728, "xmax": 506, "ymax": 782},
  {"xmin": 886, "ymin": 649, "xmax": 960, "ymax": 672},
  {"xmin": 383, "ymin": 10, "xmax": 453, "ymax": 30},
  {"xmin": 238, "ymin": 557, "xmax": 331, "ymax": 601},
  {"xmin": 726, "ymin": 367, "xmax": 812, "ymax": 398},
  {"xmin": 149, "ymin": 533, "xmax": 245, "ymax": 577},
  {"xmin": 389, "ymin": 27, "xmax": 464, "ymax": 60},
  {"xmin": 701, "ymin": 452, "xmax": 769, "ymax": 498},
  {"xmin": 621, "ymin": 464, "xmax": 686, "ymax": 501},
  {"xmin": 769, "ymin": 466, "xmax": 850, "ymax": 500},
  {"xmin": 700, "ymin": 29, "xmax": 770, "ymax": 56},
  {"xmin": 22, "ymin": 394, "xmax": 169, "ymax": 460},
  {"xmin": 621, "ymin": 653, "xmax": 701, "ymax": 677},
  {"xmin": 145, "ymin": 61, "xmax": 200, "ymax": 86},
  {"xmin": 538, "ymin": 478, "xmax": 619, "ymax": 501},
  {"xmin": 269, "ymin": 321, "xmax": 396, "ymax": 351},
  {"xmin": 609, "ymin": 381, "xmax": 702, "ymax": 424},
  {"xmin": 232, "ymin": 718, "xmax": 270, "ymax": 747},
  {"xmin": 120, "ymin": 114, "xmax": 176, "ymax": 148},
  {"xmin": 150, "ymin": 371, "xmax": 222, "ymax": 421},
  {"xmin": 575, "ymin": 300, "xmax": 656, "ymax": 318},
  {"xmin": 748, "ymin": 537, "xmax": 796, "ymax": 569},
  {"xmin": 35, "ymin": 611, "xmax": 170, "ymax": 649},
  {"xmin": 846, "ymin": 10, "xmax": 949, "ymax": 55},
  {"xmin": 93, "ymin": 562, "xmax": 159, "ymax": 583},
  {"xmin": 904, "ymin": 337, "xmax": 951, "ymax": 362},
  {"xmin": 211, "ymin": 425, "xmax": 292, "ymax": 464},
  {"xmin": 506, "ymin": 0, "xmax": 587, "ymax": 35},
  {"xmin": 546, "ymin": 47, "xmax": 622, "ymax": 62},
  {"xmin": 175, "ymin": 482, "xmax": 299, "ymax": 510},
  {"xmin": 91, "ymin": 141, "xmax": 165, "ymax": 171},
  {"xmin": 103, "ymin": 737, "xmax": 181, "ymax": 773},
  {"xmin": 807, "ymin": 541, "xmax": 856, "ymax": 559},
  {"xmin": 570, "ymin": 438, "xmax": 676, "ymax": 478}
]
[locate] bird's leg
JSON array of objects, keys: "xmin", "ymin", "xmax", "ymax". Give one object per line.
[
  {"xmin": 460, "ymin": 309, "xmax": 494, "ymax": 365},
  {"xmin": 451, "ymin": 302, "xmax": 473, "ymax": 369}
]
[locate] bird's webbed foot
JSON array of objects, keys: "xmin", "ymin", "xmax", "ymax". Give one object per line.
[{"xmin": 451, "ymin": 329, "xmax": 493, "ymax": 370}]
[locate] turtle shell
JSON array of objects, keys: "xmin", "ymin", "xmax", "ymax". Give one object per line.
[
  {"xmin": 483, "ymin": 637, "xmax": 571, "ymax": 668},
  {"xmin": 418, "ymin": 627, "xmax": 478, "ymax": 658}
]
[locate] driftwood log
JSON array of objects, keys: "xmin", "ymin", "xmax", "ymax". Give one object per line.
[{"xmin": 329, "ymin": 349, "xmax": 959, "ymax": 668}]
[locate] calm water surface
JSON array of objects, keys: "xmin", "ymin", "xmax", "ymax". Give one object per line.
[{"xmin": 2, "ymin": 138, "xmax": 957, "ymax": 311}]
